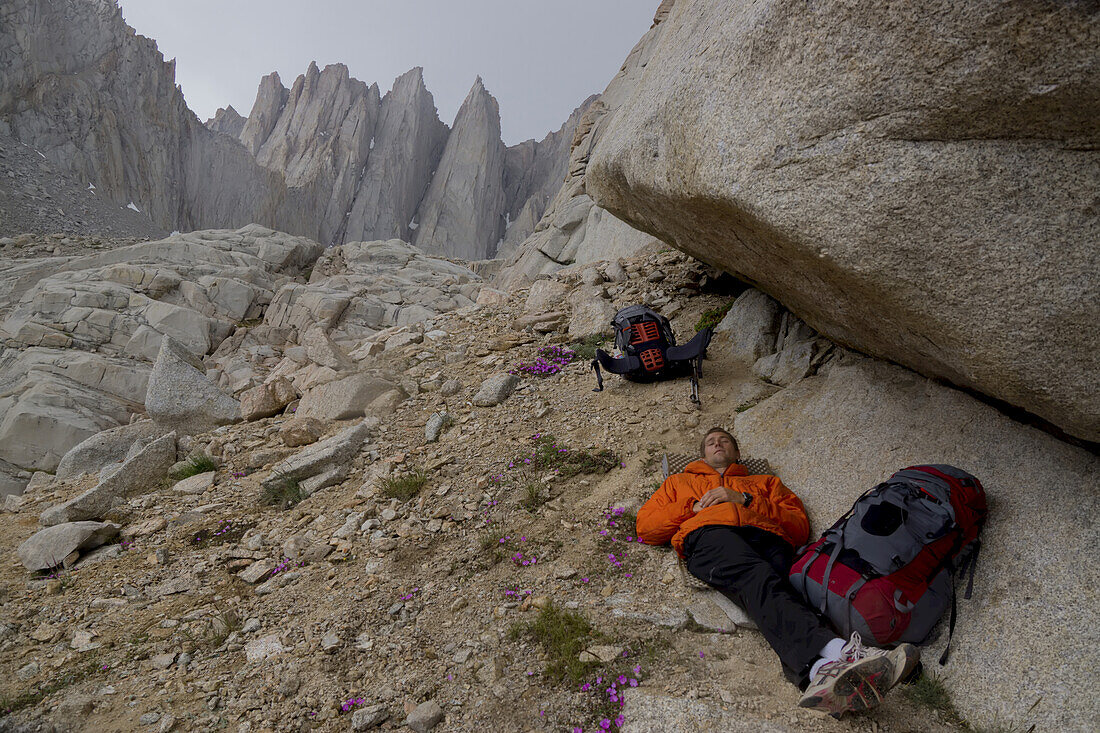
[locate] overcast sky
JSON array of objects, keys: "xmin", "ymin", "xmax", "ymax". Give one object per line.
[{"xmin": 117, "ymin": 0, "xmax": 656, "ymax": 145}]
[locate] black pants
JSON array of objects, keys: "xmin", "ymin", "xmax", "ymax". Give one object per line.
[{"xmin": 683, "ymin": 525, "xmax": 838, "ymax": 688}]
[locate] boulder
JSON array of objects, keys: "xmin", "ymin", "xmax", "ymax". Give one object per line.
[
  {"xmin": 472, "ymin": 373, "xmax": 520, "ymax": 407},
  {"xmin": 424, "ymin": 412, "xmax": 452, "ymax": 444},
  {"xmin": 55, "ymin": 422, "xmax": 164, "ymax": 481},
  {"xmin": 735, "ymin": 355, "xmax": 1099, "ymax": 731},
  {"xmin": 364, "ymin": 388, "xmax": 408, "ymax": 418},
  {"xmin": 295, "ymin": 373, "xmax": 400, "ymax": 422},
  {"xmin": 405, "ymin": 700, "xmax": 444, "ymax": 733},
  {"xmin": 586, "ymin": 0, "xmax": 1100, "ymax": 441},
  {"xmin": 300, "ymin": 326, "xmax": 355, "ymax": 371},
  {"xmin": 239, "ymin": 377, "xmax": 298, "ymax": 421},
  {"xmin": 173, "ymin": 471, "xmax": 215, "ymax": 495},
  {"xmin": 524, "ymin": 280, "xmax": 570, "ymax": 313},
  {"xmin": 475, "ymin": 287, "xmax": 509, "ymax": 306},
  {"xmin": 0, "ymin": 349, "xmax": 147, "ymax": 482},
  {"xmin": 351, "ymin": 704, "xmax": 389, "ymax": 731},
  {"xmin": 39, "ymin": 432, "xmax": 177, "ymax": 526},
  {"xmin": 280, "ymin": 417, "xmax": 325, "ymax": 447},
  {"xmin": 146, "ymin": 337, "xmax": 240, "ymax": 434},
  {"xmin": 566, "ymin": 287, "xmax": 616, "ymax": 339},
  {"xmin": 716, "ymin": 289, "xmax": 783, "ymax": 363},
  {"xmin": 752, "ymin": 338, "xmax": 833, "ymax": 386},
  {"xmin": 262, "ymin": 419, "xmax": 372, "ymax": 489},
  {"xmin": 17, "ymin": 521, "xmax": 120, "ymax": 572}
]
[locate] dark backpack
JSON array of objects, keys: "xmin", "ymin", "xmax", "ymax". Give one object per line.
[
  {"xmin": 590, "ymin": 305, "xmax": 713, "ymax": 404},
  {"xmin": 789, "ymin": 465, "xmax": 987, "ymax": 664}
]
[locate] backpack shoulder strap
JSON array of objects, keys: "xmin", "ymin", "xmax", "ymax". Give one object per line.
[{"xmin": 666, "ymin": 327, "xmax": 712, "ymax": 363}]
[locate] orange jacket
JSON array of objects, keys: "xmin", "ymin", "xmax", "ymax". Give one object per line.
[{"xmin": 636, "ymin": 460, "xmax": 810, "ymax": 557}]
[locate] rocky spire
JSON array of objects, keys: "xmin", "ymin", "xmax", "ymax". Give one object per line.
[
  {"xmin": 413, "ymin": 76, "xmax": 507, "ymax": 260},
  {"xmin": 243, "ymin": 62, "xmax": 380, "ymax": 245},
  {"xmin": 205, "ymin": 105, "xmax": 246, "ymax": 138},
  {"xmin": 342, "ymin": 67, "xmax": 449, "ymax": 244},
  {"xmin": 239, "ymin": 72, "xmax": 289, "ymax": 156}
]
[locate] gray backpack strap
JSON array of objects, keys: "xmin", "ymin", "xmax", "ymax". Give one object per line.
[{"xmin": 817, "ymin": 525, "xmax": 846, "ymax": 616}]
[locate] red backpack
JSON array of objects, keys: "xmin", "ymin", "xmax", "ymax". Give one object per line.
[{"xmin": 789, "ymin": 465, "xmax": 987, "ymax": 663}]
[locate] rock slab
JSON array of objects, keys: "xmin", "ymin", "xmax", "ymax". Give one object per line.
[
  {"xmin": 735, "ymin": 355, "xmax": 1100, "ymax": 731},
  {"xmin": 586, "ymin": 0, "xmax": 1100, "ymax": 442},
  {"xmin": 40, "ymin": 432, "xmax": 177, "ymax": 526}
]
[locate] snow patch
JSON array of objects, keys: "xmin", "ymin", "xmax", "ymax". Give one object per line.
[
  {"xmin": 369, "ymin": 137, "xmax": 375, "ymax": 150},
  {"xmin": 87, "ymin": 183, "xmax": 96, "ymax": 191},
  {"xmin": 126, "ymin": 201, "xmax": 141, "ymax": 213},
  {"xmin": 408, "ymin": 219, "xmax": 419, "ymax": 231}
]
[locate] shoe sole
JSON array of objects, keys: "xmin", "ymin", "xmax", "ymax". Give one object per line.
[{"xmin": 798, "ymin": 645, "xmax": 920, "ymax": 717}]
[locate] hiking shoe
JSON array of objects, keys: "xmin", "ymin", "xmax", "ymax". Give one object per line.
[{"xmin": 798, "ymin": 633, "xmax": 921, "ymax": 717}]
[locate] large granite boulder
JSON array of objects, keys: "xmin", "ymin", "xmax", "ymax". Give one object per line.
[
  {"xmin": 17, "ymin": 521, "xmax": 120, "ymax": 571},
  {"xmin": 146, "ymin": 337, "xmax": 240, "ymax": 434},
  {"xmin": 262, "ymin": 419, "xmax": 373, "ymax": 490},
  {"xmin": 55, "ymin": 421, "xmax": 164, "ymax": 481},
  {"xmin": 0, "ymin": 348, "xmax": 148, "ymax": 483},
  {"xmin": 585, "ymin": 0, "xmax": 1100, "ymax": 441},
  {"xmin": 734, "ymin": 356, "xmax": 1099, "ymax": 731},
  {"xmin": 295, "ymin": 372, "xmax": 400, "ymax": 422},
  {"xmin": 40, "ymin": 432, "xmax": 177, "ymax": 526}
]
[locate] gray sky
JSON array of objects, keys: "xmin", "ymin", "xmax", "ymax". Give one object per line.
[{"xmin": 117, "ymin": 0, "xmax": 657, "ymax": 145}]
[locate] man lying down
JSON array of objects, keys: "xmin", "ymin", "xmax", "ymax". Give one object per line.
[{"xmin": 636, "ymin": 427, "xmax": 920, "ymax": 716}]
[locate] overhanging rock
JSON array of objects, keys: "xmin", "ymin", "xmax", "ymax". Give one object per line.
[{"xmin": 586, "ymin": 0, "xmax": 1100, "ymax": 441}]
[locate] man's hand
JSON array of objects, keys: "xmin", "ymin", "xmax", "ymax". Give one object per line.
[{"xmin": 692, "ymin": 487, "xmax": 746, "ymax": 512}]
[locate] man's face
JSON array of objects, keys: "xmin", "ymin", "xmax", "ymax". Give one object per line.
[{"xmin": 703, "ymin": 431, "xmax": 740, "ymax": 469}]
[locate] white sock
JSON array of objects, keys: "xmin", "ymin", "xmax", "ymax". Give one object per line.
[{"xmin": 808, "ymin": 637, "xmax": 846, "ymax": 681}]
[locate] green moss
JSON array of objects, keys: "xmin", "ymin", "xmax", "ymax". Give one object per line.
[{"xmin": 694, "ymin": 300, "xmax": 735, "ymax": 332}]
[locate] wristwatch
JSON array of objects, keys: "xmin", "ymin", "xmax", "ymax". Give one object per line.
[{"xmin": 742, "ymin": 493, "xmax": 752, "ymax": 508}]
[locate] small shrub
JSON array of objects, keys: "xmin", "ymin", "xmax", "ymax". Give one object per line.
[
  {"xmin": 261, "ymin": 472, "xmax": 304, "ymax": 509},
  {"xmin": 510, "ymin": 604, "xmax": 602, "ymax": 684},
  {"xmin": 520, "ymin": 481, "xmax": 547, "ymax": 512},
  {"xmin": 478, "ymin": 530, "xmax": 500, "ymax": 553},
  {"xmin": 734, "ymin": 400, "xmax": 759, "ymax": 413},
  {"xmin": 174, "ymin": 454, "xmax": 218, "ymax": 481},
  {"xmin": 571, "ymin": 334, "xmax": 609, "ymax": 361},
  {"xmin": 694, "ymin": 300, "xmax": 735, "ymax": 332},
  {"xmin": 182, "ymin": 607, "xmax": 241, "ymax": 649},
  {"xmin": 381, "ymin": 468, "xmax": 427, "ymax": 501}
]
